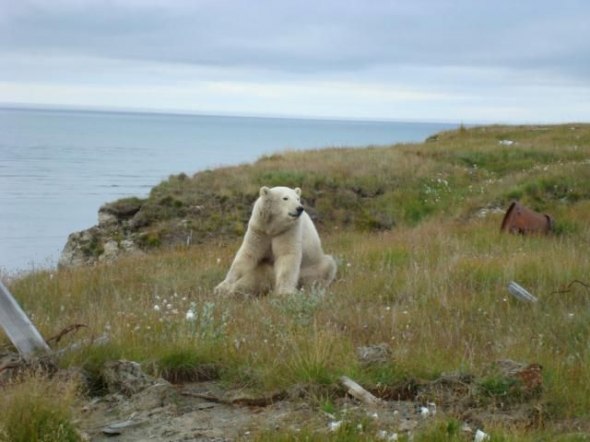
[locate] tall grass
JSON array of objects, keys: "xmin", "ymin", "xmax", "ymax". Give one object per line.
[
  {"xmin": 0, "ymin": 374, "xmax": 81, "ymax": 442},
  {"xmin": 1, "ymin": 124, "xmax": 589, "ymax": 438}
]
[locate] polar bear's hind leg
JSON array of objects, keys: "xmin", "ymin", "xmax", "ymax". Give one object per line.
[{"xmin": 299, "ymin": 254, "xmax": 337, "ymax": 290}]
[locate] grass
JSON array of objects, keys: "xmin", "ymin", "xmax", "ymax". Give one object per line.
[
  {"xmin": 0, "ymin": 373, "xmax": 81, "ymax": 442},
  {"xmin": 1, "ymin": 123, "xmax": 590, "ymax": 439}
]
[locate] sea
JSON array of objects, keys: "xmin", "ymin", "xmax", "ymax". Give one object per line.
[{"xmin": 0, "ymin": 107, "xmax": 457, "ymax": 275}]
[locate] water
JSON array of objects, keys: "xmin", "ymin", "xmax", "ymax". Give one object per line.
[{"xmin": 0, "ymin": 107, "xmax": 456, "ymax": 274}]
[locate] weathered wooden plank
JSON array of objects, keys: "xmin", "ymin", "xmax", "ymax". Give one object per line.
[
  {"xmin": 340, "ymin": 375, "xmax": 386, "ymax": 407},
  {"xmin": 0, "ymin": 280, "xmax": 50, "ymax": 359}
]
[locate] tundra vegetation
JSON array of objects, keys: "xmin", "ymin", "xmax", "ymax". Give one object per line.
[{"xmin": 1, "ymin": 124, "xmax": 589, "ymax": 441}]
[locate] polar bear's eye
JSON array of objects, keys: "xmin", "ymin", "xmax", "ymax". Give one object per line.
[{"xmin": 283, "ymin": 197, "xmax": 289, "ymax": 201}]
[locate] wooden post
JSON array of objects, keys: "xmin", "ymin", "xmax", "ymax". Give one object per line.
[{"xmin": 0, "ymin": 280, "xmax": 50, "ymax": 360}]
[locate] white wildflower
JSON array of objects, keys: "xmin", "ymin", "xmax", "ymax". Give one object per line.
[
  {"xmin": 474, "ymin": 429, "xmax": 490, "ymax": 442},
  {"xmin": 329, "ymin": 421, "xmax": 342, "ymax": 432},
  {"xmin": 377, "ymin": 431, "xmax": 398, "ymax": 441}
]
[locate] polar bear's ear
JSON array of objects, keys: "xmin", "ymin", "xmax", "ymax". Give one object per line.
[
  {"xmin": 260, "ymin": 186, "xmax": 270, "ymax": 197},
  {"xmin": 295, "ymin": 187, "xmax": 301, "ymax": 197}
]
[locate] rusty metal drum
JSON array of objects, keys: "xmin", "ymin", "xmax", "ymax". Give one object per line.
[{"xmin": 500, "ymin": 201, "xmax": 554, "ymax": 235}]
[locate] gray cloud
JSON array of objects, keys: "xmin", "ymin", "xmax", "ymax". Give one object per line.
[
  {"xmin": 1, "ymin": 0, "xmax": 589, "ymax": 122},
  {"xmin": 2, "ymin": 0, "xmax": 588, "ymax": 76}
]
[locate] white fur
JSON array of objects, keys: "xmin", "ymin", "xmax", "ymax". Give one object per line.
[{"xmin": 214, "ymin": 186, "xmax": 337, "ymax": 296}]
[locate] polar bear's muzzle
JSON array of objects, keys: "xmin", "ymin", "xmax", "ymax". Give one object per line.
[{"xmin": 289, "ymin": 206, "xmax": 305, "ymax": 218}]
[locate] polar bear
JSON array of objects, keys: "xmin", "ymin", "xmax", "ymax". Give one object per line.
[{"xmin": 214, "ymin": 186, "xmax": 337, "ymax": 296}]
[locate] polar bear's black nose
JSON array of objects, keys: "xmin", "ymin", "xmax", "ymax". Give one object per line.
[{"xmin": 296, "ymin": 206, "xmax": 304, "ymax": 215}]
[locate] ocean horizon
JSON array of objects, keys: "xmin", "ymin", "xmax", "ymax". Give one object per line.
[{"xmin": 0, "ymin": 106, "xmax": 458, "ymax": 275}]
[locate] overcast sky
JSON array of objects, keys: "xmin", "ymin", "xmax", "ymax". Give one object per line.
[{"xmin": 1, "ymin": 0, "xmax": 589, "ymax": 123}]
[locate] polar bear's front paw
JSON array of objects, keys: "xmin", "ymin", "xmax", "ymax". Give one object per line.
[
  {"xmin": 275, "ymin": 284, "xmax": 298, "ymax": 296},
  {"xmin": 214, "ymin": 280, "xmax": 233, "ymax": 296}
]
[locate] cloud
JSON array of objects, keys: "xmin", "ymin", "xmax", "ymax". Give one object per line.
[
  {"xmin": 3, "ymin": 0, "xmax": 588, "ymax": 74},
  {"xmin": 1, "ymin": 0, "xmax": 589, "ymax": 122}
]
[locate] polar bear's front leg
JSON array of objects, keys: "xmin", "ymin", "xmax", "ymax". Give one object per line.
[
  {"xmin": 215, "ymin": 230, "xmax": 270, "ymax": 296},
  {"xmin": 272, "ymin": 230, "xmax": 303, "ymax": 295},
  {"xmin": 274, "ymin": 254, "xmax": 301, "ymax": 294}
]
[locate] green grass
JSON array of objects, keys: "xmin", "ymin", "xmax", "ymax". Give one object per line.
[{"xmin": 2, "ymin": 123, "xmax": 590, "ymax": 438}]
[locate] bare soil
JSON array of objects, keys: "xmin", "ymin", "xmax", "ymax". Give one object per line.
[
  {"xmin": 75, "ymin": 366, "xmax": 554, "ymax": 441},
  {"xmin": 78, "ymin": 380, "xmax": 430, "ymax": 441}
]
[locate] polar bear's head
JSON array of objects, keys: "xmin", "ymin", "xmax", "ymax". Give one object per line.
[{"xmin": 254, "ymin": 186, "xmax": 304, "ymax": 234}]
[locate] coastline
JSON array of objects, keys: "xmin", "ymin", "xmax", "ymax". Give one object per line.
[{"xmin": 0, "ymin": 108, "xmax": 456, "ymax": 274}]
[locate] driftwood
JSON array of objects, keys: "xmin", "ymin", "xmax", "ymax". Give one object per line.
[
  {"xmin": 0, "ymin": 280, "xmax": 50, "ymax": 360},
  {"xmin": 55, "ymin": 333, "xmax": 110, "ymax": 357},
  {"xmin": 550, "ymin": 279, "xmax": 590, "ymax": 296},
  {"xmin": 46, "ymin": 323, "xmax": 87, "ymax": 346},
  {"xmin": 340, "ymin": 375, "xmax": 386, "ymax": 406}
]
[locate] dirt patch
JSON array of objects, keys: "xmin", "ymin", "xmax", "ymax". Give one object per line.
[
  {"xmin": 75, "ymin": 366, "xmax": 547, "ymax": 441},
  {"xmin": 78, "ymin": 381, "xmax": 440, "ymax": 441},
  {"xmin": 79, "ymin": 381, "xmax": 322, "ymax": 441},
  {"xmin": 3, "ymin": 356, "xmax": 582, "ymax": 440}
]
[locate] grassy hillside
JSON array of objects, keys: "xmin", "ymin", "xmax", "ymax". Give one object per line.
[
  {"xmin": 2, "ymin": 124, "xmax": 590, "ymax": 440},
  {"xmin": 67, "ymin": 123, "xmax": 590, "ymax": 263},
  {"xmin": 137, "ymin": 125, "xmax": 589, "ymax": 241}
]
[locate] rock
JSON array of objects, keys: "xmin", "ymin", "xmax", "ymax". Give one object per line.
[
  {"xmin": 100, "ymin": 197, "xmax": 144, "ymax": 220},
  {"xmin": 475, "ymin": 206, "xmax": 504, "ymax": 219},
  {"xmin": 58, "ymin": 227, "xmax": 103, "ymax": 268},
  {"xmin": 97, "ymin": 210, "xmax": 118, "ymax": 226},
  {"xmin": 101, "ymin": 419, "xmax": 144, "ymax": 436},
  {"xmin": 99, "ymin": 240, "xmax": 120, "ymax": 262},
  {"xmin": 356, "ymin": 343, "xmax": 391, "ymax": 366},
  {"xmin": 486, "ymin": 359, "xmax": 543, "ymax": 398},
  {"xmin": 59, "ymin": 229, "xmax": 143, "ymax": 267},
  {"xmin": 120, "ymin": 239, "xmax": 137, "ymax": 252},
  {"xmin": 101, "ymin": 360, "xmax": 167, "ymax": 396},
  {"xmin": 415, "ymin": 372, "xmax": 474, "ymax": 405}
]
